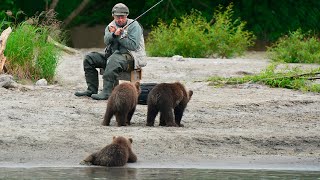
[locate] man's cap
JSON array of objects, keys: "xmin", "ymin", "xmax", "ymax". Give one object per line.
[{"xmin": 112, "ymin": 3, "xmax": 129, "ymax": 16}]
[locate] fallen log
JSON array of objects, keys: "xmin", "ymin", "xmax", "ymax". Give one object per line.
[
  {"xmin": 0, "ymin": 27, "xmax": 12, "ymax": 73},
  {"xmin": 261, "ymin": 72, "xmax": 320, "ymax": 81},
  {"xmin": 47, "ymin": 36, "xmax": 78, "ymax": 54}
]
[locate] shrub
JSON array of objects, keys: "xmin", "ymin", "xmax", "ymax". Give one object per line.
[
  {"xmin": 267, "ymin": 29, "xmax": 320, "ymax": 64},
  {"xmin": 145, "ymin": 20, "xmax": 177, "ymax": 57},
  {"xmin": 147, "ymin": 10, "xmax": 208, "ymax": 58},
  {"xmin": 207, "ymin": 3, "xmax": 256, "ymax": 58},
  {"xmin": 146, "ymin": 3, "xmax": 255, "ymax": 58}
]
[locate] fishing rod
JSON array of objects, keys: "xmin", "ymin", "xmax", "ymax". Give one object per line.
[{"xmin": 123, "ymin": 0, "xmax": 164, "ymax": 29}]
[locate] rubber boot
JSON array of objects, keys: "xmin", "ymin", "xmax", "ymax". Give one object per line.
[
  {"xmin": 75, "ymin": 72, "xmax": 98, "ymax": 97},
  {"xmin": 91, "ymin": 80, "xmax": 114, "ymax": 100}
]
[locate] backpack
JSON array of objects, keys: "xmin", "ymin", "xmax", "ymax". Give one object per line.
[{"xmin": 138, "ymin": 83, "xmax": 157, "ymax": 105}]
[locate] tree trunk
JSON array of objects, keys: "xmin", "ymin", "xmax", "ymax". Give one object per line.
[
  {"xmin": 49, "ymin": 0, "xmax": 60, "ymax": 10},
  {"xmin": 0, "ymin": 27, "xmax": 12, "ymax": 73},
  {"xmin": 62, "ymin": 0, "xmax": 90, "ymax": 28}
]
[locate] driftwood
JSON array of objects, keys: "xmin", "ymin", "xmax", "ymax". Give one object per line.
[
  {"xmin": 0, "ymin": 27, "xmax": 12, "ymax": 73},
  {"xmin": 308, "ymin": 77, "xmax": 320, "ymax": 80},
  {"xmin": 47, "ymin": 36, "xmax": 78, "ymax": 54},
  {"xmin": 262, "ymin": 72, "xmax": 320, "ymax": 81},
  {"xmin": 285, "ymin": 72, "xmax": 320, "ymax": 79}
]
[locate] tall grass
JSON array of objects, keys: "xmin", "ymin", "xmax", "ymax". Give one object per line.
[
  {"xmin": 4, "ymin": 10, "xmax": 63, "ymax": 83},
  {"xmin": 5, "ymin": 23, "xmax": 60, "ymax": 82}
]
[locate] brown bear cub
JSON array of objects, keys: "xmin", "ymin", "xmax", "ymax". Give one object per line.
[
  {"xmin": 102, "ymin": 81, "xmax": 141, "ymax": 126},
  {"xmin": 80, "ymin": 136, "xmax": 137, "ymax": 167},
  {"xmin": 146, "ymin": 82, "xmax": 193, "ymax": 127}
]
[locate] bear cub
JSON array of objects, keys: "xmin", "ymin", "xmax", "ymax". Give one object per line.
[
  {"xmin": 80, "ymin": 136, "xmax": 137, "ymax": 167},
  {"xmin": 102, "ymin": 81, "xmax": 141, "ymax": 126},
  {"xmin": 146, "ymin": 82, "xmax": 193, "ymax": 127}
]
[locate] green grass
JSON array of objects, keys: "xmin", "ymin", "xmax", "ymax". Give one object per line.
[
  {"xmin": 3, "ymin": 9, "xmax": 65, "ymax": 83},
  {"xmin": 5, "ymin": 23, "xmax": 61, "ymax": 82},
  {"xmin": 208, "ymin": 63, "xmax": 320, "ymax": 92}
]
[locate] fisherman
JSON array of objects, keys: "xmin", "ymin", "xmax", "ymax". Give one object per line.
[{"xmin": 75, "ymin": 3, "xmax": 146, "ymax": 100}]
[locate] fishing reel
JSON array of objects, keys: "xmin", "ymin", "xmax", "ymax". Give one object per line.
[{"xmin": 120, "ymin": 29, "xmax": 128, "ymax": 39}]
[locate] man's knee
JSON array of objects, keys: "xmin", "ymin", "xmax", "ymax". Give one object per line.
[
  {"xmin": 103, "ymin": 63, "xmax": 122, "ymax": 80},
  {"xmin": 83, "ymin": 54, "xmax": 95, "ymax": 67},
  {"xmin": 83, "ymin": 52, "xmax": 105, "ymax": 69}
]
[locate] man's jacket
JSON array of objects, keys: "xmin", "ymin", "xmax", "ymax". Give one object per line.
[{"xmin": 104, "ymin": 19, "xmax": 147, "ymax": 69}]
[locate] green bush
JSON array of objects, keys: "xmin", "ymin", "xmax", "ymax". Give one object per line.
[
  {"xmin": 147, "ymin": 10, "xmax": 208, "ymax": 58},
  {"xmin": 146, "ymin": 3, "xmax": 255, "ymax": 58},
  {"xmin": 267, "ymin": 29, "xmax": 320, "ymax": 64},
  {"xmin": 207, "ymin": 4, "xmax": 256, "ymax": 58},
  {"xmin": 145, "ymin": 21, "xmax": 177, "ymax": 57}
]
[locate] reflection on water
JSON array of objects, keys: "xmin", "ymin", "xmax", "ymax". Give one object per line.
[{"xmin": 0, "ymin": 167, "xmax": 319, "ymax": 180}]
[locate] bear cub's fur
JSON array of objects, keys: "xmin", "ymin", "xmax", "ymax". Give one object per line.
[
  {"xmin": 102, "ymin": 81, "xmax": 141, "ymax": 126},
  {"xmin": 80, "ymin": 136, "xmax": 137, "ymax": 167},
  {"xmin": 146, "ymin": 82, "xmax": 193, "ymax": 127}
]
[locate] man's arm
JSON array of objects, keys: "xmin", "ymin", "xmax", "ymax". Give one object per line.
[
  {"xmin": 118, "ymin": 21, "xmax": 142, "ymax": 51},
  {"xmin": 104, "ymin": 23, "xmax": 116, "ymax": 45}
]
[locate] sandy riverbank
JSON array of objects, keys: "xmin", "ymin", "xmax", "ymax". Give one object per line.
[{"xmin": 0, "ymin": 49, "xmax": 319, "ymax": 170}]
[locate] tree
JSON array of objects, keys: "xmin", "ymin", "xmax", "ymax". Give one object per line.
[
  {"xmin": 62, "ymin": 0, "xmax": 91, "ymax": 28},
  {"xmin": 49, "ymin": 0, "xmax": 59, "ymax": 10}
]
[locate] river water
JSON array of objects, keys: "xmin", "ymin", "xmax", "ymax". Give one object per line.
[{"xmin": 0, "ymin": 167, "xmax": 319, "ymax": 179}]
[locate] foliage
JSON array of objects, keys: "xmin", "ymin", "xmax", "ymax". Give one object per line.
[
  {"xmin": 1, "ymin": 11, "xmax": 23, "ymax": 32},
  {"xmin": 146, "ymin": 10, "xmax": 208, "ymax": 57},
  {"xmin": 3, "ymin": 0, "xmax": 320, "ymax": 44},
  {"xmin": 232, "ymin": 0, "xmax": 320, "ymax": 42},
  {"xmin": 4, "ymin": 11, "xmax": 64, "ymax": 83},
  {"xmin": 0, "ymin": 0, "xmax": 16, "ymax": 19},
  {"xmin": 146, "ymin": 4, "xmax": 255, "ymax": 58},
  {"xmin": 208, "ymin": 63, "xmax": 320, "ymax": 92},
  {"xmin": 206, "ymin": 3, "xmax": 255, "ymax": 58},
  {"xmin": 0, "ymin": 0, "xmax": 26, "ymax": 32},
  {"xmin": 54, "ymin": 0, "xmax": 320, "ymax": 43},
  {"xmin": 266, "ymin": 29, "xmax": 320, "ymax": 64},
  {"xmin": 145, "ymin": 21, "xmax": 176, "ymax": 57}
]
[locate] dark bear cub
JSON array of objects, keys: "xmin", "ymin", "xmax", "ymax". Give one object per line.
[
  {"xmin": 102, "ymin": 81, "xmax": 141, "ymax": 126},
  {"xmin": 80, "ymin": 136, "xmax": 137, "ymax": 167},
  {"xmin": 146, "ymin": 82, "xmax": 193, "ymax": 127}
]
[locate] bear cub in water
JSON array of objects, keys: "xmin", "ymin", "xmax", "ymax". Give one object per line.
[{"xmin": 80, "ymin": 136, "xmax": 137, "ymax": 167}]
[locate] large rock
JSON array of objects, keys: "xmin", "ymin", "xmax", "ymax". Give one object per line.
[{"xmin": 0, "ymin": 74, "xmax": 18, "ymax": 88}]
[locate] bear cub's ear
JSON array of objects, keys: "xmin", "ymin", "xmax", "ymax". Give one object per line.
[
  {"xmin": 113, "ymin": 136, "xmax": 117, "ymax": 140},
  {"xmin": 128, "ymin": 138, "xmax": 133, "ymax": 143},
  {"xmin": 188, "ymin": 90, "xmax": 193, "ymax": 99},
  {"xmin": 134, "ymin": 81, "xmax": 140, "ymax": 89}
]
